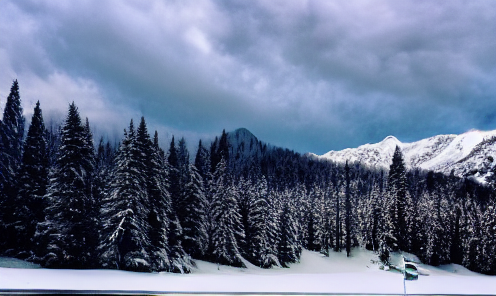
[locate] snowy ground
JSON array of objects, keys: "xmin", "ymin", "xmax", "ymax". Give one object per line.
[{"xmin": 1, "ymin": 249, "xmax": 495, "ymax": 294}]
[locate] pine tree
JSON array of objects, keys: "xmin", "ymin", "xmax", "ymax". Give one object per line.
[
  {"xmin": 11, "ymin": 101, "xmax": 49, "ymax": 258},
  {"xmin": 479, "ymin": 202, "xmax": 496, "ymax": 274},
  {"xmin": 278, "ymin": 190, "xmax": 300, "ymax": 267},
  {"xmin": 306, "ymin": 188, "xmax": 324, "ymax": 252},
  {"xmin": 168, "ymin": 136, "xmax": 181, "ymax": 214},
  {"xmin": 177, "ymin": 137, "xmax": 190, "ymax": 185},
  {"xmin": 345, "ymin": 161, "xmax": 352, "ymax": 257},
  {"xmin": 266, "ymin": 188, "xmax": 281, "ymax": 266},
  {"xmin": 334, "ymin": 179, "xmax": 342, "ymax": 252},
  {"xmin": 210, "ymin": 158, "xmax": 245, "ymax": 267},
  {"xmin": 461, "ymin": 195, "xmax": 483, "ymax": 271},
  {"xmin": 387, "ymin": 145, "xmax": 408, "ymax": 251},
  {"xmin": 99, "ymin": 120, "xmax": 152, "ymax": 271},
  {"xmin": 209, "ymin": 137, "xmax": 219, "ymax": 174},
  {"xmin": 174, "ymin": 137, "xmax": 191, "ymax": 230},
  {"xmin": 35, "ymin": 102, "xmax": 95, "ymax": 268},
  {"xmin": 210, "ymin": 130, "xmax": 229, "ymax": 174},
  {"xmin": 167, "ymin": 211, "xmax": 192, "ymax": 273},
  {"xmin": 320, "ymin": 186, "xmax": 334, "ymax": 256},
  {"xmin": 237, "ymin": 176, "xmax": 253, "ymax": 257},
  {"xmin": 0, "ymin": 80, "xmax": 25, "ymax": 192},
  {"xmin": 147, "ymin": 130, "xmax": 172, "ymax": 271},
  {"xmin": 194, "ymin": 140, "xmax": 211, "ymax": 182},
  {"xmin": 181, "ymin": 164, "xmax": 209, "ymax": 259},
  {"xmin": 0, "ymin": 80, "xmax": 25, "ymax": 252},
  {"xmin": 450, "ymin": 205, "xmax": 463, "ymax": 265},
  {"xmin": 81, "ymin": 117, "xmax": 98, "ymax": 261},
  {"xmin": 46, "ymin": 119, "xmax": 62, "ymax": 167},
  {"xmin": 246, "ymin": 176, "xmax": 278, "ymax": 268}
]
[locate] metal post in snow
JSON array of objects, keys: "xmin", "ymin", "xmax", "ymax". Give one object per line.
[{"xmin": 403, "ymin": 256, "xmax": 407, "ymax": 296}]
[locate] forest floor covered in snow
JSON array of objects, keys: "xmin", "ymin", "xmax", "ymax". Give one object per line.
[{"xmin": 1, "ymin": 248, "xmax": 495, "ymax": 295}]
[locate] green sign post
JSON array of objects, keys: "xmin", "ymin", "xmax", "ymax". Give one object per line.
[{"xmin": 402, "ymin": 256, "xmax": 418, "ymax": 295}]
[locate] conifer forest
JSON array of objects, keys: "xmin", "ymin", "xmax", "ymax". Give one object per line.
[{"xmin": 0, "ymin": 80, "xmax": 495, "ymax": 275}]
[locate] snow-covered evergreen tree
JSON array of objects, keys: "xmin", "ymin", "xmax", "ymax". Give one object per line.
[
  {"xmin": 177, "ymin": 137, "xmax": 190, "ymax": 185},
  {"xmin": 266, "ymin": 188, "xmax": 281, "ymax": 266},
  {"xmin": 194, "ymin": 140, "xmax": 211, "ymax": 182},
  {"xmin": 278, "ymin": 189, "xmax": 301, "ymax": 267},
  {"xmin": 0, "ymin": 80, "xmax": 25, "ymax": 193},
  {"xmin": 10, "ymin": 101, "xmax": 49, "ymax": 258},
  {"xmin": 81, "ymin": 117, "xmax": 99, "ymax": 260},
  {"xmin": 0, "ymin": 80, "xmax": 25, "ymax": 253},
  {"xmin": 480, "ymin": 202, "xmax": 496, "ymax": 274},
  {"xmin": 306, "ymin": 188, "xmax": 324, "ymax": 252},
  {"xmin": 145, "ymin": 130, "xmax": 171, "ymax": 271},
  {"xmin": 99, "ymin": 120, "xmax": 152, "ymax": 271},
  {"xmin": 181, "ymin": 164, "xmax": 209, "ymax": 259},
  {"xmin": 237, "ymin": 176, "xmax": 253, "ymax": 257},
  {"xmin": 345, "ymin": 161, "xmax": 352, "ymax": 257},
  {"xmin": 167, "ymin": 137, "xmax": 181, "ymax": 214},
  {"xmin": 246, "ymin": 176, "xmax": 278, "ymax": 268},
  {"xmin": 449, "ymin": 203, "xmax": 463, "ymax": 265},
  {"xmin": 334, "ymin": 178, "xmax": 342, "ymax": 252},
  {"xmin": 34, "ymin": 102, "xmax": 95, "ymax": 268},
  {"xmin": 210, "ymin": 158, "xmax": 245, "ymax": 267},
  {"xmin": 320, "ymin": 186, "xmax": 334, "ymax": 256},
  {"xmin": 461, "ymin": 192, "xmax": 483, "ymax": 271},
  {"xmin": 149, "ymin": 129, "xmax": 192, "ymax": 273},
  {"xmin": 387, "ymin": 146, "xmax": 408, "ymax": 251}
]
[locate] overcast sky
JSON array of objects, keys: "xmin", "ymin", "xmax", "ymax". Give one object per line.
[{"xmin": 1, "ymin": 0, "xmax": 495, "ymax": 154}]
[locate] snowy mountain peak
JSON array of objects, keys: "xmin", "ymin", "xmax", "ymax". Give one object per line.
[
  {"xmin": 377, "ymin": 135, "xmax": 401, "ymax": 151},
  {"xmin": 314, "ymin": 129, "xmax": 496, "ymax": 180},
  {"xmin": 381, "ymin": 135, "xmax": 399, "ymax": 144}
]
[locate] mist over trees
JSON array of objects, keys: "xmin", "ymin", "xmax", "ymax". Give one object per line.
[{"xmin": 0, "ymin": 80, "xmax": 495, "ymax": 275}]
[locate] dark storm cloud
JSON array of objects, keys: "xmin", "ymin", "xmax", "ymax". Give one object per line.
[{"xmin": 1, "ymin": 0, "xmax": 495, "ymax": 154}]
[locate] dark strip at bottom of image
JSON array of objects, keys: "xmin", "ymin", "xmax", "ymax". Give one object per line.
[{"xmin": 0, "ymin": 291, "xmax": 492, "ymax": 296}]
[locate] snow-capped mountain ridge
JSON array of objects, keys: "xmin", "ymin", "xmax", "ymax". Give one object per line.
[{"xmin": 313, "ymin": 129, "xmax": 496, "ymax": 179}]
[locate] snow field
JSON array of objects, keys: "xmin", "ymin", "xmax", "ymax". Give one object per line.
[{"xmin": 1, "ymin": 249, "xmax": 495, "ymax": 294}]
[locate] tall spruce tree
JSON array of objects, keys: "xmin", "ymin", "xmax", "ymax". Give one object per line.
[
  {"xmin": 82, "ymin": 117, "xmax": 98, "ymax": 259},
  {"xmin": 278, "ymin": 189, "xmax": 301, "ymax": 267},
  {"xmin": 480, "ymin": 202, "xmax": 496, "ymax": 274},
  {"xmin": 181, "ymin": 164, "xmax": 209, "ymax": 259},
  {"xmin": 99, "ymin": 120, "xmax": 152, "ymax": 271},
  {"xmin": 387, "ymin": 145, "xmax": 408, "ymax": 251},
  {"xmin": 246, "ymin": 176, "xmax": 278, "ymax": 268},
  {"xmin": 35, "ymin": 102, "xmax": 95, "ymax": 268},
  {"xmin": 177, "ymin": 137, "xmax": 190, "ymax": 184},
  {"xmin": 168, "ymin": 136, "xmax": 181, "ymax": 213},
  {"xmin": 11, "ymin": 101, "xmax": 49, "ymax": 258},
  {"xmin": 0, "ymin": 80, "xmax": 25, "ymax": 252},
  {"xmin": 144, "ymin": 124, "xmax": 191, "ymax": 273},
  {"xmin": 147, "ymin": 130, "xmax": 173, "ymax": 271},
  {"xmin": 174, "ymin": 137, "xmax": 191, "ymax": 229},
  {"xmin": 194, "ymin": 140, "xmax": 211, "ymax": 182},
  {"xmin": 334, "ymin": 180, "xmax": 341, "ymax": 252},
  {"xmin": 345, "ymin": 161, "xmax": 352, "ymax": 257},
  {"xmin": 0, "ymin": 80, "xmax": 25, "ymax": 192},
  {"xmin": 210, "ymin": 130, "xmax": 229, "ymax": 174},
  {"xmin": 210, "ymin": 158, "xmax": 245, "ymax": 267},
  {"xmin": 320, "ymin": 186, "xmax": 334, "ymax": 256}
]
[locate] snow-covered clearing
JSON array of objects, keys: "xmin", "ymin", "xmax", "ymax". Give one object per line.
[{"xmin": 1, "ymin": 249, "xmax": 495, "ymax": 294}]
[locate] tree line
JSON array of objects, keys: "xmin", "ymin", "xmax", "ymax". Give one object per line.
[{"xmin": 0, "ymin": 80, "xmax": 495, "ymax": 274}]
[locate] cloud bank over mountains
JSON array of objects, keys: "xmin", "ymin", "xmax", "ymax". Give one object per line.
[{"xmin": 1, "ymin": 0, "xmax": 495, "ymax": 153}]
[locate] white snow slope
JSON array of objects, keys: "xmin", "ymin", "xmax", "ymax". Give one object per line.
[
  {"xmin": 311, "ymin": 129, "xmax": 496, "ymax": 180},
  {"xmin": 1, "ymin": 249, "xmax": 495, "ymax": 294}
]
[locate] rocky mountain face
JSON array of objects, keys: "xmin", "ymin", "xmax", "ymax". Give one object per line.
[
  {"xmin": 309, "ymin": 129, "xmax": 496, "ymax": 182},
  {"xmin": 227, "ymin": 127, "xmax": 266, "ymax": 160}
]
